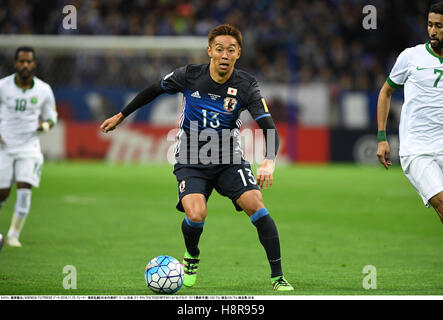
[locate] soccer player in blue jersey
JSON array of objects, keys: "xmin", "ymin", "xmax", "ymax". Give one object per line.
[{"xmin": 100, "ymin": 24, "xmax": 294, "ymax": 291}]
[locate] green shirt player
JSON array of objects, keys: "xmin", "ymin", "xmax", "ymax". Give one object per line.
[
  {"xmin": 0, "ymin": 46, "xmax": 58, "ymax": 247},
  {"xmin": 377, "ymin": 2, "xmax": 443, "ymax": 224},
  {"xmin": 101, "ymin": 24, "xmax": 294, "ymax": 291}
]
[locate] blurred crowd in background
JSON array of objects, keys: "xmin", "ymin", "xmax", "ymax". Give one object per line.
[{"xmin": 0, "ymin": 0, "xmax": 434, "ymax": 90}]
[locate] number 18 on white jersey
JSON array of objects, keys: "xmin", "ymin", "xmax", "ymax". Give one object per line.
[{"xmin": 0, "ymin": 74, "xmax": 58, "ymax": 149}]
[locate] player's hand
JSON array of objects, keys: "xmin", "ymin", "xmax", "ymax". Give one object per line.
[
  {"xmin": 37, "ymin": 120, "xmax": 51, "ymax": 132},
  {"xmin": 377, "ymin": 141, "xmax": 392, "ymax": 170},
  {"xmin": 100, "ymin": 112, "xmax": 124, "ymax": 133},
  {"xmin": 257, "ymin": 158, "xmax": 275, "ymax": 190}
]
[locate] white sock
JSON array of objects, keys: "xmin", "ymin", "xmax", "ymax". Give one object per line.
[
  {"xmin": 8, "ymin": 188, "xmax": 32, "ymax": 239},
  {"xmin": 7, "ymin": 215, "xmax": 22, "ymax": 239}
]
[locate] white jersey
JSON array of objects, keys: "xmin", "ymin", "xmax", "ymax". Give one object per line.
[
  {"xmin": 0, "ymin": 74, "xmax": 57, "ymax": 148},
  {"xmin": 388, "ymin": 42, "xmax": 443, "ymax": 156}
]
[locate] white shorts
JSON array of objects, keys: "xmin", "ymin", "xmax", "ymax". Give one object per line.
[
  {"xmin": 400, "ymin": 154, "xmax": 443, "ymax": 208},
  {"xmin": 0, "ymin": 140, "xmax": 44, "ymax": 188}
]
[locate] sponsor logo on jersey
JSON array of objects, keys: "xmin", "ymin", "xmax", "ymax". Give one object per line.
[
  {"xmin": 208, "ymin": 93, "xmax": 221, "ymax": 100},
  {"xmin": 191, "ymin": 91, "xmax": 201, "ymax": 98},
  {"xmin": 223, "ymin": 97, "xmax": 238, "ymax": 112},
  {"xmin": 227, "ymin": 87, "xmax": 237, "ymax": 96}
]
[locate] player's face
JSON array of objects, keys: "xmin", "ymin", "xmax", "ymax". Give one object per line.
[
  {"xmin": 428, "ymin": 12, "xmax": 443, "ymax": 51},
  {"xmin": 208, "ymin": 35, "xmax": 241, "ymax": 76},
  {"xmin": 14, "ymin": 51, "xmax": 36, "ymax": 80}
]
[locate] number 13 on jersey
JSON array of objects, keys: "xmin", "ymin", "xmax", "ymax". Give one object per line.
[
  {"xmin": 202, "ymin": 109, "xmax": 220, "ymax": 128},
  {"xmin": 238, "ymin": 168, "xmax": 257, "ymax": 186}
]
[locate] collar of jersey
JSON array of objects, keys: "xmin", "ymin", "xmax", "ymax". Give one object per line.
[
  {"xmin": 207, "ymin": 63, "xmax": 235, "ymax": 86},
  {"xmin": 425, "ymin": 42, "xmax": 443, "ymax": 63},
  {"xmin": 14, "ymin": 74, "xmax": 35, "ymax": 92}
]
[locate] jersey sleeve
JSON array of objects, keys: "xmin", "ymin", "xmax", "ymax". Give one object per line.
[
  {"xmin": 41, "ymin": 85, "xmax": 58, "ymax": 124},
  {"xmin": 245, "ymin": 80, "xmax": 271, "ymax": 121},
  {"xmin": 0, "ymin": 87, "xmax": 2, "ymax": 125},
  {"xmin": 387, "ymin": 49, "xmax": 410, "ymax": 88},
  {"xmin": 0, "ymin": 81, "xmax": 5, "ymax": 125},
  {"xmin": 160, "ymin": 66, "xmax": 187, "ymax": 94}
]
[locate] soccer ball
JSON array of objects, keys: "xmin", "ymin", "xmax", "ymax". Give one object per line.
[{"xmin": 144, "ymin": 255, "xmax": 184, "ymax": 294}]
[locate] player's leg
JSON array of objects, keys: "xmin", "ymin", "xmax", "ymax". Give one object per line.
[
  {"xmin": 174, "ymin": 165, "xmax": 214, "ymax": 287},
  {"xmin": 236, "ymin": 190, "xmax": 280, "ymax": 275},
  {"xmin": 0, "ymin": 233, "xmax": 3, "ymax": 254},
  {"xmin": 0, "ymin": 150, "xmax": 13, "ymax": 250},
  {"xmin": 7, "ymin": 157, "xmax": 42, "ymax": 247},
  {"xmin": 0, "ymin": 149, "xmax": 13, "ymax": 210},
  {"xmin": 7, "ymin": 182, "xmax": 32, "ymax": 247},
  {"xmin": 430, "ymin": 154, "xmax": 443, "ymax": 224},
  {"xmin": 428, "ymin": 192, "xmax": 443, "ymax": 224},
  {"xmin": 0, "ymin": 188, "xmax": 11, "ymax": 211},
  {"xmin": 181, "ymin": 193, "xmax": 207, "ymax": 256},
  {"xmin": 216, "ymin": 163, "xmax": 293, "ymax": 290},
  {"xmin": 180, "ymin": 193, "xmax": 206, "ymax": 287},
  {"xmin": 0, "ymin": 188, "xmax": 9, "ymax": 254},
  {"xmin": 236, "ymin": 190, "xmax": 294, "ymax": 291},
  {"xmin": 401, "ymin": 155, "xmax": 443, "ymax": 224}
]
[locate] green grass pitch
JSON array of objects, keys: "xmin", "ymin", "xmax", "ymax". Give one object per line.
[{"xmin": 0, "ymin": 162, "xmax": 442, "ymax": 296}]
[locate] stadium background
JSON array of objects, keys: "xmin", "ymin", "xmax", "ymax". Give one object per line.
[
  {"xmin": 1, "ymin": 0, "xmax": 443, "ymax": 298},
  {"xmin": 0, "ymin": 0, "xmax": 435, "ymax": 165}
]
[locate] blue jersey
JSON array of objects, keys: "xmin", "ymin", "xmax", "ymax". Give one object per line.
[{"xmin": 161, "ymin": 64, "xmax": 271, "ymax": 165}]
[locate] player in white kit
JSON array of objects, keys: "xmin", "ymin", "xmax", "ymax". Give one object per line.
[
  {"xmin": 0, "ymin": 46, "xmax": 58, "ymax": 246},
  {"xmin": 377, "ymin": 2, "xmax": 443, "ymax": 224}
]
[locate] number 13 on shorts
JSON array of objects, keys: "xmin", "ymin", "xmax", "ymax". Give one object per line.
[{"xmin": 237, "ymin": 168, "xmax": 257, "ymax": 186}]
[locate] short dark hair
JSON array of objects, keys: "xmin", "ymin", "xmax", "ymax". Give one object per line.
[
  {"xmin": 208, "ymin": 24, "xmax": 243, "ymax": 48},
  {"xmin": 430, "ymin": 1, "xmax": 443, "ymax": 14},
  {"xmin": 15, "ymin": 46, "xmax": 36, "ymax": 61}
]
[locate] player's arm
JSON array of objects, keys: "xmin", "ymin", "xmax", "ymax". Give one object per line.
[
  {"xmin": 0, "ymin": 102, "xmax": 2, "ymax": 143},
  {"xmin": 376, "ymin": 81, "xmax": 396, "ymax": 170},
  {"xmin": 38, "ymin": 85, "xmax": 58, "ymax": 132},
  {"xmin": 256, "ymin": 115, "xmax": 280, "ymax": 189},
  {"xmin": 245, "ymin": 78, "xmax": 279, "ymax": 190},
  {"xmin": 100, "ymin": 81, "xmax": 164, "ymax": 133}
]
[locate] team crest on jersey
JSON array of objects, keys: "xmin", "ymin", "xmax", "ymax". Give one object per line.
[
  {"xmin": 179, "ymin": 180, "xmax": 186, "ymax": 193},
  {"xmin": 223, "ymin": 97, "xmax": 238, "ymax": 112},
  {"xmin": 31, "ymin": 97, "xmax": 38, "ymax": 104}
]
